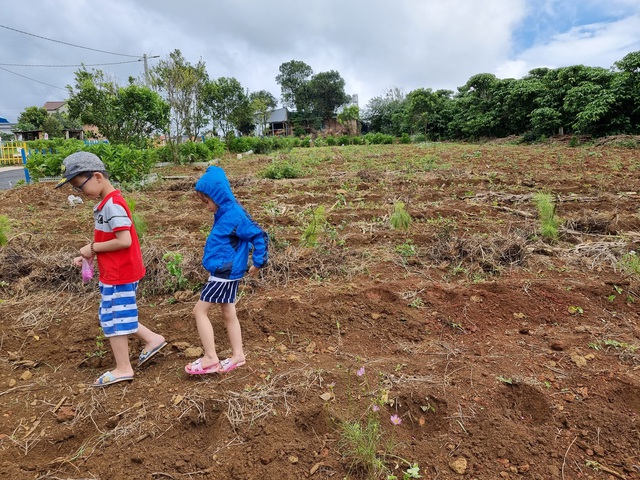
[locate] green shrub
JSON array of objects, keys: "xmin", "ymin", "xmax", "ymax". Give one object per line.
[
  {"xmin": 178, "ymin": 141, "xmax": 211, "ymax": 164},
  {"xmin": 204, "ymin": 137, "xmax": 226, "ymax": 158},
  {"xmin": 313, "ymin": 137, "xmax": 327, "ymax": 147},
  {"xmin": 399, "ymin": 133, "xmax": 411, "ymax": 144},
  {"xmin": 261, "ymin": 160, "xmax": 302, "ymax": 179},
  {"xmin": 25, "ymin": 139, "xmax": 86, "ymax": 180},
  {"xmin": 412, "ymin": 134, "xmax": 426, "ymax": 143},
  {"xmin": 337, "ymin": 135, "xmax": 351, "ymax": 146},
  {"xmin": 253, "ymin": 137, "xmax": 274, "ymax": 154},
  {"xmin": 86, "ymin": 143, "xmax": 155, "ymax": 184},
  {"xmin": 228, "ymin": 137, "xmax": 250, "ymax": 153},
  {"xmin": 352, "ymin": 136, "xmax": 365, "ymax": 145},
  {"xmin": 326, "ymin": 136, "xmax": 337, "ymax": 146},
  {"xmin": 364, "ymin": 132, "xmax": 395, "ymax": 145},
  {"xmin": 229, "ymin": 136, "xmax": 262, "ymax": 153},
  {"xmin": 25, "ymin": 141, "xmax": 156, "ymax": 185},
  {"xmin": 151, "ymin": 144, "xmax": 174, "ymax": 163}
]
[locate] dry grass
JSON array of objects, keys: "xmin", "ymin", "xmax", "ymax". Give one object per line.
[{"xmin": 224, "ymin": 367, "xmax": 322, "ymax": 430}]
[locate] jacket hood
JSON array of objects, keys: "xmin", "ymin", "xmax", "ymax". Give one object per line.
[{"xmin": 195, "ymin": 166, "xmax": 236, "ymax": 209}]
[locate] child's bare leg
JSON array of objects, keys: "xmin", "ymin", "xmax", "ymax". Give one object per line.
[
  {"xmin": 220, "ymin": 302, "xmax": 245, "ymax": 364},
  {"xmin": 134, "ymin": 323, "xmax": 165, "ymax": 352},
  {"xmin": 193, "ymin": 300, "xmax": 220, "ymax": 368},
  {"xmin": 107, "ymin": 335, "xmax": 134, "ymax": 377}
]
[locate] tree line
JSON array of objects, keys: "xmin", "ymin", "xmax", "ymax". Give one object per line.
[
  {"xmin": 365, "ymin": 51, "xmax": 640, "ymax": 141},
  {"xmin": 11, "ymin": 49, "xmax": 640, "ymax": 153}
]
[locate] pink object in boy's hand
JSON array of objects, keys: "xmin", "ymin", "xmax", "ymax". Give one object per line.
[{"xmin": 81, "ymin": 258, "xmax": 94, "ymax": 282}]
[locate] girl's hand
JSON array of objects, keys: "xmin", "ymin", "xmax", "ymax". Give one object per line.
[
  {"xmin": 247, "ymin": 265, "xmax": 260, "ymax": 277},
  {"xmin": 73, "ymin": 256, "xmax": 84, "ymax": 268}
]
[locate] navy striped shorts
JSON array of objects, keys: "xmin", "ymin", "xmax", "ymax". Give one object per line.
[
  {"xmin": 200, "ymin": 276, "xmax": 240, "ymax": 303},
  {"xmin": 99, "ymin": 281, "xmax": 139, "ymax": 337}
]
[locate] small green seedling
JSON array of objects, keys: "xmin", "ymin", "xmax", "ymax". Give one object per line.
[{"xmin": 390, "ymin": 202, "xmax": 412, "ymax": 231}]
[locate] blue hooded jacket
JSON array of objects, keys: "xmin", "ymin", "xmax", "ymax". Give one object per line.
[{"xmin": 195, "ymin": 166, "xmax": 268, "ymax": 279}]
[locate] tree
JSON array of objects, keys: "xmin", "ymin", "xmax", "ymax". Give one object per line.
[
  {"xmin": 337, "ymin": 105, "xmax": 360, "ymax": 135},
  {"xmin": 307, "ymin": 70, "xmax": 351, "ymax": 121},
  {"xmin": 149, "ymin": 49, "xmax": 209, "ymax": 158},
  {"xmin": 67, "ymin": 68, "xmax": 169, "ymax": 147},
  {"xmin": 404, "ymin": 88, "xmax": 454, "ymax": 139},
  {"xmin": 42, "ymin": 114, "xmax": 63, "ymax": 138},
  {"xmin": 498, "ymin": 77, "xmax": 544, "ymax": 135},
  {"xmin": 612, "ymin": 50, "xmax": 640, "ymax": 134},
  {"xmin": 204, "ymin": 77, "xmax": 250, "ymax": 141},
  {"xmin": 363, "ymin": 87, "xmax": 407, "ymax": 135},
  {"xmin": 529, "ymin": 107, "xmax": 562, "ymax": 136},
  {"xmin": 275, "ymin": 60, "xmax": 313, "ymax": 110},
  {"xmin": 451, "ymin": 73, "xmax": 501, "ymax": 138},
  {"xmin": 16, "ymin": 106, "xmax": 47, "ymax": 131},
  {"xmin": 250, "ymin": 90, "xmax": 277, "ymax": 136}
]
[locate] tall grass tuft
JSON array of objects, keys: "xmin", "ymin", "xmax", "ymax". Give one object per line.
[
  {"xmin": 126, "ymin": 198, "xmax": 147, "ymax": 238},
  {"xmin": 0, "ymin": 215, "xmax": 10, "ymax": 246},
  {"xmin": 301, "ymin": 206, "xmax": 327, "ymax": 247},
  {"xmin": 533, "ymin": 192, "xmax": 559, "ymax": 241},
  {"xmin": 339, "ymin": 417, "xmax": 386, "ymax": 476},
  {"xmin": 390, "ymin": 202, "xmax": 412, "ymax": 231}
]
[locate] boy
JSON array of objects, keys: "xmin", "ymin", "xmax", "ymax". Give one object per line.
[
  {"xmin": 56, "ymin": 151, "xmax": 166, "ymax": 387},
  {"xmin": 185, "ymin": 166, "xmax": 268, "ymax": 375}
]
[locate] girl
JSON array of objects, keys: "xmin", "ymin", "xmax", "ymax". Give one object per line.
[{"xmin": 185, "ymin": 166, "xmax": 268, "ymax": 375}]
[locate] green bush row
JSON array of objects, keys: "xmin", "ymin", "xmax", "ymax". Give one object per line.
[{"xmin": 26, "ymin": 141, "xmax": 155, "ymax": 184}]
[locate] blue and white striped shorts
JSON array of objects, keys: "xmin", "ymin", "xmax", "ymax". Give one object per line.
[
  {"xmin": 200, "ymin": 276, "xmax": 240, "ymax": 304},
  {"xmin": 99, "ymin": 282, "xmax": 139, "ymax": 337}
]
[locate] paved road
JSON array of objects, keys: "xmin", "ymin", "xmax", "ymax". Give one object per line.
[{"xmin": 0, "ymin": 166, "xmax": 29, "ymax": 190}]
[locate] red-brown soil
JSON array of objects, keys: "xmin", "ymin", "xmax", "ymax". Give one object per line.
[{"xmin": 1, "ymin": 142, "xmax": 640, "ymax": 479}]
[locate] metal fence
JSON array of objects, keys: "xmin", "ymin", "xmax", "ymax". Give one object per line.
[{"xmin": 0, "ymin": 141, "xmax": 27, "ymax": 166}]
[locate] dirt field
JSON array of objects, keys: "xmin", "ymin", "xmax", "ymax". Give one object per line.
[{"xmin": 1, "ymin": 141, "xmax": 640, "ymax": 480}]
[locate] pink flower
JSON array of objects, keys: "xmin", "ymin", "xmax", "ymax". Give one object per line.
[
  {"xmin": 390, "ymin": 414, "xmax": 402, "ymax": 425},
  {"xmin": 356, "ymin": 367, "xmax": 365, "ymax": 377},
  {"xmin": 372, "ymin": 405, "xmax": 380, "ymax": 412}
]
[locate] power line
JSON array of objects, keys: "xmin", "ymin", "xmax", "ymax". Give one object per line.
[
  {"xmin": 0, "ymin": 59, "xmax": 143, "ymax": 67},
  {"xmin": 0, "ymin": 23, "xmax": 140, "ymax": 58},
  {"xmin": 0, "ymin": 66, "xmax": 67, "ymax": 91}
]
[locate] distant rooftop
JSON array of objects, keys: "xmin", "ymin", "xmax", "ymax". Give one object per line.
[
  {"xmin": 42, "ymin": 101, "xmax": 66, "ymax": 111},
  {"xmin": 268, "ymin": 108, "xmax": 289, "ymax": 123}
]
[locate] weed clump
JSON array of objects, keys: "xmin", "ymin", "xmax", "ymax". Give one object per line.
[
  {"xmin": 390, "ymin": 202, "xmax": 412, "ymax": 231},
  {"xmin": 533, "ymin": 192, "xmax": 560, "ymax": 241},
  {"xmin": 261, "ymin": 160, "xmax": 302, "ymax": 179},
  {"xmin": 0, "ymin": 215, "xmax": 10, "ymax": 246},
  {"xmin": 301, "ymin": 206, "xmax": 327, "ymax": 247}
]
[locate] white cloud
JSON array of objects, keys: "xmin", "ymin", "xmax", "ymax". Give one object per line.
[
  {"xmin": 0, "ymin": 0, "xmax": 638, "ymax": 121},
  {"xmin": 496, "ymin": 14, "xmax": 640, "ymax": 78}
]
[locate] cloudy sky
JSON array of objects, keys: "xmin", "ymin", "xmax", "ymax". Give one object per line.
[{"xmin": 1, "ymin": 0, "xmax": 639, "ymax": 122}]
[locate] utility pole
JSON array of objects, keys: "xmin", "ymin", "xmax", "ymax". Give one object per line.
[{"xmin": 143, "ymin": 53, "xmax": 149, "ymax": 86}]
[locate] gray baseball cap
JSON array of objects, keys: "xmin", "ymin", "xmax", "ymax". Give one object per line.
[{"xmin": 55, "ymin": 152, "xmax": 106, "ymax": 188}]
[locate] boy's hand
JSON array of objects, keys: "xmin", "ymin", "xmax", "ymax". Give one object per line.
[
  {"xmin": 73, "ymin": 256, "xmax": 84, "ymax": 268},
  {"xmin": 247, "ymin": 265, "xmax": 260, "ymax": 277},
  {"xmin": 79, "ymin": 243, "xmax": 94, "ymax": 260}
]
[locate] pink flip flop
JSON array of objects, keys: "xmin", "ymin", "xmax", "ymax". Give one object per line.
[
  {"xmin": 218, "ymin": 358, "xmax": 246, "ymax": 374},
  {"xmin": 185, "ymin": 358, "xmax": 221, "ymax": 375}
]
